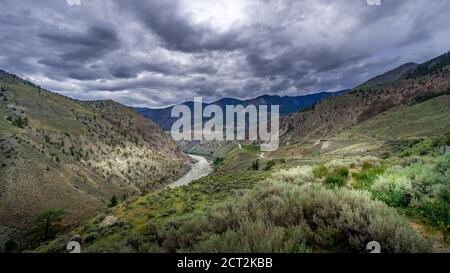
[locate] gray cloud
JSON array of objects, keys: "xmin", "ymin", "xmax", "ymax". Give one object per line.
[{"xmin": 0, "ymin": 0, "xmax": 450, "ymax": 107}]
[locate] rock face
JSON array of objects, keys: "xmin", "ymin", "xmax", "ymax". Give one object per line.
[
  {"xmin": 99, "ymin": 216, "xmax": 118, "ymax": 229},
  {"xmin": 70, "ymin": 234, "xmax": 82, "ymax": 243},
  {"xmin": 0, "ymin": 70, "xmax": 188, "ymax": 232}
]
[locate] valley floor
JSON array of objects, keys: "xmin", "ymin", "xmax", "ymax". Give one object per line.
[
  {"xmin": 24, "ymin": 95, "xmax": 450, "ymax": 253},
  {"xmin": 33, "ymin": 133, "xmax": 450, "ymax": 253}
]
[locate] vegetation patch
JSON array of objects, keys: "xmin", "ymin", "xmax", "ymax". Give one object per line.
[
  {"xmin": 369, "ymin": 156, "xmax": 450, "ymax": 241},
  {"xmin": 6, "ymin": 114, "xmax": 28, "ymax": 129},
  {"xmin": 240, "ymin": 145, "xmax": 261, "ymax": 153}
]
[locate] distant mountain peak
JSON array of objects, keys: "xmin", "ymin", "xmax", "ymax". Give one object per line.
[{"xmin": 135, "ymin": 91, "xmax": 348, "ymax": 131}]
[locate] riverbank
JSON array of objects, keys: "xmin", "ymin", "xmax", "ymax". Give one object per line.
[{"xmin": 168, "ymin": 154, "xmax": 214, "ymax": 188}]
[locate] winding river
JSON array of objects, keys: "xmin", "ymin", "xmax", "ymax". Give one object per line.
[{"xmin": 168, "ymin": 154, "xmax": 214, "ymax": 188}]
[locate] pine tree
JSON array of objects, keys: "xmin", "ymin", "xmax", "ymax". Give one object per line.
[
  {"xmin": 30, "ymin": 209, "xmax": 65, "ymax": 242},
  {"xmin": 108, "ymin": 196, "xmax": 118, "ymax": 208},
  {"xmin": 251, "ymin": 159, "xmax": 260, "ymax": 170}
]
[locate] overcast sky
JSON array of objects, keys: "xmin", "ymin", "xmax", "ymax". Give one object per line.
[{"xmin": 0, "ymin": 0, "xmax": 449, "ymax": 107}]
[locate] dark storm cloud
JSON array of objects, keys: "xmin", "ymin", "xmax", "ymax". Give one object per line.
[
  {"xmin": 0, "ymin": 0, "xmax": 450, "ymax": 107},
  {"xmin": 39, "ymin": 25, "xmax": 120, "ymax": 62},
  {"xmin": 116, "ymin": 0, "xmax": 244, "ymax": 53}
]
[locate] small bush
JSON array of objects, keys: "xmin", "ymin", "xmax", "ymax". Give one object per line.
[
  {"xmin": 333, "ymin": 167, "xmax": 349, "ymax": 178},
  {"xmin": 352, "ymin": 166, "xmax": 385, "ymax": 190},
  {"xmin": 264, "ymin": 160, "xmax": 276, "ymax": 171},
  {"xmin": 7, "ymin": 115, "xmax": 28, "ymax": 128},
  {"xmin": 360, "ymin": 156, "xmax": 380, "ymax": 169},
  {"xmin": 445, "ymin": 133, "xmax": 450, "ymax": 146},
  {"xmin": 213, "ymin": 157, "xmax": 224, "ymax": 166},
  {"xmin": 370, "ymin": 156, "xmax": 449, "ymax": 239},
  {"xmin": 84, "ymin": 233, "xmax": 99, "ymax": 243},
  {"xmin": 420, "ymin": 189, "xmax": 450, "ymax": 241},
  {"xmin": 313, "ymin": 165, "xmax": 329, "ymax": 178},
  {"xmin": 324, "ymin": 176, "xmax": 346, "ymax": 188},
  {"xmin": 250, "ymin": 160, "xmax": 260, "ymax": 171},
  {"xmin": 271, "ymin": 166, "xmax": 314, "ymax": 185},
  {"xmin": 108, "ymin": 196, "xmax": 118, "ymax": 208},
  {"xmin": 372, "ymin": 173, "xmax": 412, "ymax": 207}
]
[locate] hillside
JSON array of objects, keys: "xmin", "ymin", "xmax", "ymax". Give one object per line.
[
  {"xmin": 340, "ymin": 95, "xmax": 450, "ymax": 140},
  {"xmin": 0, "ymin": 70, "xmax": 188, "ymax": 239},
  {"xmin": 135, "ymin": 91, "xmax": 348, "ymax": 131},
  {"xmin": 357, "ymin": 62, "xmax": 418, "ymax": 89},
  {"xmin": 28, "ymin": 52, "xmax": 450, "ymax": 254},
  {"xmin": 408, "ymin": 51, "xmax": 450, "ymax": 77},
  {"xmin": 280, "ymin": 52, "xmax": 450, "ymax": 145}
]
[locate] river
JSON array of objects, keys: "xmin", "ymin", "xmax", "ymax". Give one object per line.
[{"xmin": 167, "ymin": 154, "xmax": 214, "ymax": 188}]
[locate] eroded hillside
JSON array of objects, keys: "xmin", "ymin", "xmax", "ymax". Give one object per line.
[
  {"xmin": 0, "ymin": 70, "xmax": 188, "ymax": 233},
  {"xmin": 280, "ymin": 53, "xmax": 450, "ymax": 144}
]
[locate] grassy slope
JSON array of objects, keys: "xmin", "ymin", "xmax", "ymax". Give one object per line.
[
  {"xmin": 340, "ymin": 95, "xmax": 450, "ymax": 140},
  {"xmin": 0, "ymin": 72, "xmax": 187, "ymax": 232},
  {"xmin": 269, "ymin": 95, "xmax": 450, "ymax": 161},
  {"xmin": 280, "ymin": 55, "xmax": 450, "ymax": 144},
  {"xmin": 36, "ymin": 171, "xmax": 269, "ymax": 252}
]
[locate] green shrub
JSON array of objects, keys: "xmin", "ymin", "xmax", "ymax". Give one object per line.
[
  {"xmin": 434, "ymin": 155, "xmax": 450, "ymax": 177},
  {"xmin": 271, "ymin": 166, "xmax": 314, "ymax": 185},
  {"xmin": 313, "ymin": 165, "xmax": 329, "ymax": 178},
  {"xmin": 446, "ymin": 133, "xmax": 450, "ymax": 146},
  {"xmin": 369, "ymin": 157, "xmax": 449, "ymax": 238},
  {"xmin": 7, "ymin": 115, "xmax": 28, "ymax": 128},
  {"xmin": 324, "ymin": 176, "xmax": 346, "ymax": 188},
  {"xmin": 362, "ymin": 161, "xmax": 373, "ymax": 170},
  {"xmin": 420, "ymin": 189, "xmax": 450, "ymax": 241},
  {"xmin": 213, "ymin": 157, "xmax": 224, "ymax": 166},
  {"xmin": 192, "ymin": 220, "xmax": 312, "ymax": 253},
  {"xmin": 38, "ymin": 167, "xmax": 432, "ymax": 253},
  {"xmin": 108, "ymin": 196, "xmax": 118, "ymax": 208},
  {"xmin": 134, "ymin": 181, "xmax": 430, "ymax": 253},
  {"xmin": 264, "ymin": 160, "xmax": 276, "ymax": 171},
  {"xmin": 360, "ymin": 156, "xmax": 382, "ymax": 171},
  {"xmin": 333, "ymin": 167, "xmax": 349, "ymax": 178},
  {"xmin": 352, "ymin": 166, "xmax": 385, "ymax": 190},
  {"xmin": 372, "ymin": 173, "xmax": 413, "ymax": 207},
  {"xmin": 84, "ymin": 233, "xmax": 99, "ymax": 243},
  {"xmin": 250, "ymin": 160, "xmax": 260, "ymax": 171}
]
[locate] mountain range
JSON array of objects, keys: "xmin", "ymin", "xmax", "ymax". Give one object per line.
[
  {"xmin": 135, "ymin": 91, "xmax": 349, "ymax": 131},
  {"xmin": 280, "ymin": 51, "xmax": 450, "ymax": 144},
  {"xmin": 30, "ymin": 50, "xmax": 450, "ymax": 254},
  {"xmin": 176, "ymin": 51, "xmax": 450, "ymax": 157},
  {"xmin": 1, "ymin": 50, "xmax": 450, "ymax": 252}
]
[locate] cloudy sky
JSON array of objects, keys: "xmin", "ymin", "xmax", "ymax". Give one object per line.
[{"xmin": 0, "ymin": 0, "xmax": 449, "ymax": 107}]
